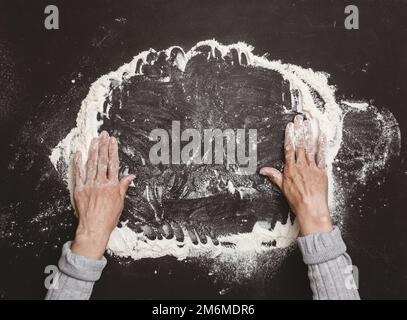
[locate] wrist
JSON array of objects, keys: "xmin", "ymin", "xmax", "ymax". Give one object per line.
[
  {"xmin": 296, "ymin": 209, "xmax": 333, "ymax": 236},
  {"xmin": 72, "ymin": 229, "xmax": 110, "ymax": 260}
]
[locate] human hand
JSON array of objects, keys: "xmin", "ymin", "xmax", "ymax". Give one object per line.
[
  {"xmin": 260, "ymin": 115, "xmax": 333, "ymax": 236},
  {"xmin": 71, "ymin": 131, "xmax": 135, "ymax": 260}
]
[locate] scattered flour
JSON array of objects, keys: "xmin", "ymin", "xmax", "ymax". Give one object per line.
[
  {"xmin": 49, "ymin": 40, "xmax": 400, "ymax": 270},
  {"xmin": 108, "ymin": 217, "xmax": 299, "ymax": 261}
]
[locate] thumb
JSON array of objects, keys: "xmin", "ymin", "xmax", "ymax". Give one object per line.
[
  {"xmin": 259, "ymin": 167, "xmax": 283, "ymax": 190},
  {"xmin": 119, "ymin": 174, "xmax": 136, "ymax": 198}
]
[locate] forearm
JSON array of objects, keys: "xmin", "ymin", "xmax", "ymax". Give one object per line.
[
  {"xmin": 45, "ymin": 241, "xmax": 107, "ymax": 300},
  {"xmin": 297, "ymin": 227, "xmax": 360, "ymax": 300}
]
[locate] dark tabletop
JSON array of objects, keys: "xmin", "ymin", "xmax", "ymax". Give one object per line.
[{"xmin": 0, "ymin": 0, "xmax": 406, "ymax": 299}]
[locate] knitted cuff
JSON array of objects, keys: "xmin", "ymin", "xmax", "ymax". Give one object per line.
[
  {"xmin": 58, "ymin": 241, "xmax": 107, "ymax": 282},
  {"xmin": 297, "ymin": 227, "xmax": 347, "ymax": 265}
]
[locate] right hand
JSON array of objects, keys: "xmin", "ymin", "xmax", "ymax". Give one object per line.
[{"xmin": 260, "ymin": 115, "xmax": 333, "ymax": 236}]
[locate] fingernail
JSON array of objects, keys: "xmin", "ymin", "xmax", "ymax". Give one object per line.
[
  {"xmin": 259, "ymin": 168, "xmax": 269, "ymax": 176},
  {"xmin": 294, "ymin": 114, "xmax": 303, "ymax": 122},
  {"xmin": 100, "ymin": 130, "xmax": 109, "ymax": 138}
]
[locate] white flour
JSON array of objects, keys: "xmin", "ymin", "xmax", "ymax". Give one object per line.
[
  {"xmin": 49, "ymin": 40, "xmax": 400, "ymax": 270},
  {"xmin": 108, "ymin": 218, "xmax": 299, "ymax": 261}
]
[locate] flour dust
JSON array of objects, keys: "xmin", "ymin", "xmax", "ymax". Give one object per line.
[{"xmin": 49, "ymin": 40, "xmax": 401, "ymax": 285}]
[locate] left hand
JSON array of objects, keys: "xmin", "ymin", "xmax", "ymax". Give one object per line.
[{"xmin": 71, "ymin": 131, "xmax": 135, "ymax": 260}]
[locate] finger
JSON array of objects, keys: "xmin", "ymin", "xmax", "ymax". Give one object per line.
[
  {"xmin": 294, "ymin": 115, "xmax": 306, "ymax": 165},
  {"xmin": 317, "ymin": 132, "xmax": 327, "ymax": 169},
  {"xmin": 119, "ymin": 174, "xmax": 136, "ymax": 199},
  {"xmin": 259, "ymin": 167, "xmax": 283, "ymax": 190},
  {"xmin": 96, "ymin": 131, "xmax": 109, "ymax": 182},
  {"xmin": 284, "ymin": 122, "xmax": 295, "ymax": 166},
  {"xmin": 74, "ymin": 151, "xmax": 85, "ymax": 189},
  {"xmin": 304, "ymin": 119, "xmax": 316, "ymax": 165},
  {"xmin": 108, "ymin": 136, "xmax": 119, "ymax": 181},
  {"xmin": 85, "ymin": 137, "xmax": 99, "ymax": 183}
]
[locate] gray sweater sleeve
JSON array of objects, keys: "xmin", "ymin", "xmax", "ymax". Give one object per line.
[
  {"xmin": 45, "ymin": 241, "xmax": 107, "ymax": 300},
  {"xmin": 46, "ymin": 228, "xmax": 359, "ymax": 300},
  {"xmin": 297, "ymin": 227, "xmax": 360, "ymax": 300}
]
